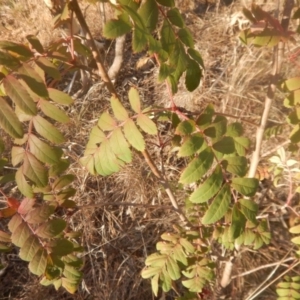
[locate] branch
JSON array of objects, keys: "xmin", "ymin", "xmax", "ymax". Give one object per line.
[
  {"xmin": 142, "ymin": 149, "xmax": 192, "ymax": 227},
  {"xmin": 69, "ymin": 0, "xmax": 118, "ymax": 98},
  {"xmin": 107, "ymin": 35, "xmax": 126, "ymax": 81},
  {"xmin": 248, "ymin": 0, "xmax": 294, "ymax": 178}
]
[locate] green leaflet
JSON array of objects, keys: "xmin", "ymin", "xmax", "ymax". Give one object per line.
[
  {"xmin": 0, "ymin": 97, "xmax": 23, "ymax": 138},
  {"xmin": 230, "ymin": 205, "xmax": 246, "ymax": 239},
  {"xmin": 53, "ymin": 174, "xmax": 75, "ymax": 190},
  {"xmin": 111, "ymin": 96, "xmax": 129, "ymax": 121},
  {"xmin": 123, "ymin": 119, "xmax": 145, "ymax": 151},
  {"xmin": 160, "ymin": 19, "xmax": 176, "ymax": 54},
  {"xmin": 221, "ymin": 156, "xmax": 247, "ymax": 177},
  {"xmin": 132, "ymin": 26, "xmax": 148, "ymax": 52},
  {"xmin": 109, "ymin": 128, "xmax": 132, "ymax": 163},
  {"xmin": 170, "ymin": 41, "xmax": 187, "ymax": 82},
  {"xmin": 136, "ymin": 114, "xmax": 157, "ymax": 135},
  {"xmin": 175, "ymin": 120, "xmax": 196, "ymax": 135},
  {"xmin": 3, "ymin": 75, "xmax": 37, "ymax": 116},
  {"xmin": 36, "ymin": 57, "xmax": 61, "ymax": 80},
  {"xmin": 158, "ymin": 63, "xmax": 174, "ymax": 82},
  {"xmin": 103, "ymin": 19, "xmax": 132, "ymax": 39},
  {"xmin": 239, "ymin": 199, "xmax": 258, "ymax": 224},
  {"xmin": 35, "ymin": 219, "xmax": 67, "ymax": 239},
  {"xmin": 226, "ymin": 122, "xmax": 243, "ymax": 137},
  {"xmin": 138, "ymin": 0, "xmax": 158, "ymax": 32},
  {"xmin": 190, "ymin": 165, "xmax": 223, "ymax": 203},
  {"xmin": 17, "ymin": 63, "xmax": 48, "ymax": 98},
  {"xmin": 29, "ymin": 249, "xmax": 47, "ymax": 276},
  {"xmin": 178, "ymin": 28, "xmax": 195, "ymax": 48},
  {"xmin": 39, "ymin": 99, "xmax": 70, "ymax": 123},
  {"xmin": 23, "ymin": 152, "xmax": 48, "ymax": 187},
  {"xmin": 15, "ymin": 168, "xmax": 34, "ymax": 198},
  {"xmin": 95, "ymin": 139, "xmax": 120, "ymax": 176},
  {"xmin": 26, "ymin": 35, "xmax": 44, "ymax": 53},
  {"xmin": 11, "ymin": 221, "xmax": 31, "ymax": 247},
  {"xmin": 202, "ymin": 184, "xmax": 231, "ymax": 225},
  {"xmin": 231, "ymin": 177, "xmax": 259, "ymax": 197},
  {"xmin": 49, "ymin": 239, "xmax": 74, "ymax": 256},
  {"xmin": 32, "ymin": 115, "xmax": 65, "ymax": 144},
  {"xmin": 213, "ymin": 136, "xmax": 235, "ymax": 155},
  {"xmin": 48, "ymin": 88, "xmax": 73, "ymax": 105},
  {"xmin": 167, "ymin": 8, "xmax": 184, "ymax": 28},
  {"xmin": 98, "ymin": 111, "xmax": 117, "ymax": 131},
  {"xmin": 281, "ymin": 77, "xmax": 300, "ymax": 91},
  {"xmin": 187, "ymin": 48, "xmax": 204, "ymax": 68},
  {"xmin": 19, "ymin": 235, "xmax": 41, "ymax": 262},
  {"xmin": 178, "ymin": 134, "xmax": 204, "ymax": 157},
  {"xmin": 179, "ymin": 149, "xmax": 214, "ymax": 184},
  {"xmin": 185, "ymin": 58, "xmax": 201, "ymax": 92},
  {"xmin": 0, "ymin": 50, "xmax": 20, "ymax": 68},
  {"xmin": 28, "ymin": 134, "xmax": 61, "ymax": 165},
  {"xmin": 233, "ymin": 136, "xmax": 250, "ymax": 156},
  {"xmin": 0, "ymin": 41, "xmax": 33, "ymax": 58},
  {"xmin": 204, "ymin": 116, "xmax": 227, "ymax": 138},
  {"xmin": 128, "ymin": 87, "xmax": 141, "ymax": 113}
]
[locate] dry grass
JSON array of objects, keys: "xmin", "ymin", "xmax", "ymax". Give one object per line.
[{"xmin": 1, "ymin": 0, "xmax": 300, "ymax": 299}]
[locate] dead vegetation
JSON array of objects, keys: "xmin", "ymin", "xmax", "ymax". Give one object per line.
[{"xmin": 1, "ymin": 0, "xmax": 300, "ymax": 299}]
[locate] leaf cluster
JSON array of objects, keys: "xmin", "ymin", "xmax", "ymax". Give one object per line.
[
  {"xmin": 0, "ymin": 38, "xmax": 82, "ymax": 293},
  {"xmin": 277, "ymin": 275, "xmax": 300, "ymax": 300},
  {"xmin": 102, "ymin": 0, "xmax": 204, "ymax": 93}
]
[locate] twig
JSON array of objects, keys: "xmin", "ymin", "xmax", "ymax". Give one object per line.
[
  {"xmin": 69, "ymin": 0, "xmax": 118, "ymax": 98},
  {"xmin": 248, "ymin": 0, "xmax": 294, "ymax": 178},
  {"xmin": 77, "ymin": 202, "xmax": 179, "ymax": 210},
  {"xmin": 231, "ymin": 257, "xmax": 296, "ymax": 279},
  {"xmin": 142, "ymin": 150, "xmax": 192, "ymax": 227},
  {"xmin": 219, "ymin": 1, "xmax": 294, "ymax": 297},
  {"xmin": 245, "ymin": 260, "xmax": 300, "ymax": 300},
  {"xmin": 107, "ymin": 35, "xmax": 126, "ymax": 80}
]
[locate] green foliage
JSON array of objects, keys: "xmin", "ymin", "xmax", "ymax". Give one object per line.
[
  {"xmin": 102, "ymin": 0, "xmax": 204, "ymax": 93},
  {"xmin": 80, "ymin": 88, "xmax": 157, "ymax": 175},
  {"xmin": 277, "ymin": 276, "xmax": 300, "ymax": 300},
  {"xmin": 141, "ymin": 231, "xmax": 214, "ymax": 297},
  {"xmin": 1, "ymin": 1, "xmax": 298, "ymax": 298},
  {"xmin": 0, "ymin": 37, "xmax": 81, "ymax": 293}
]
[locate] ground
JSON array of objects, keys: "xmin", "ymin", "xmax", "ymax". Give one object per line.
[{"xmin": 0, "ymin": 0, "xmax": 300, "ymax": 299}]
